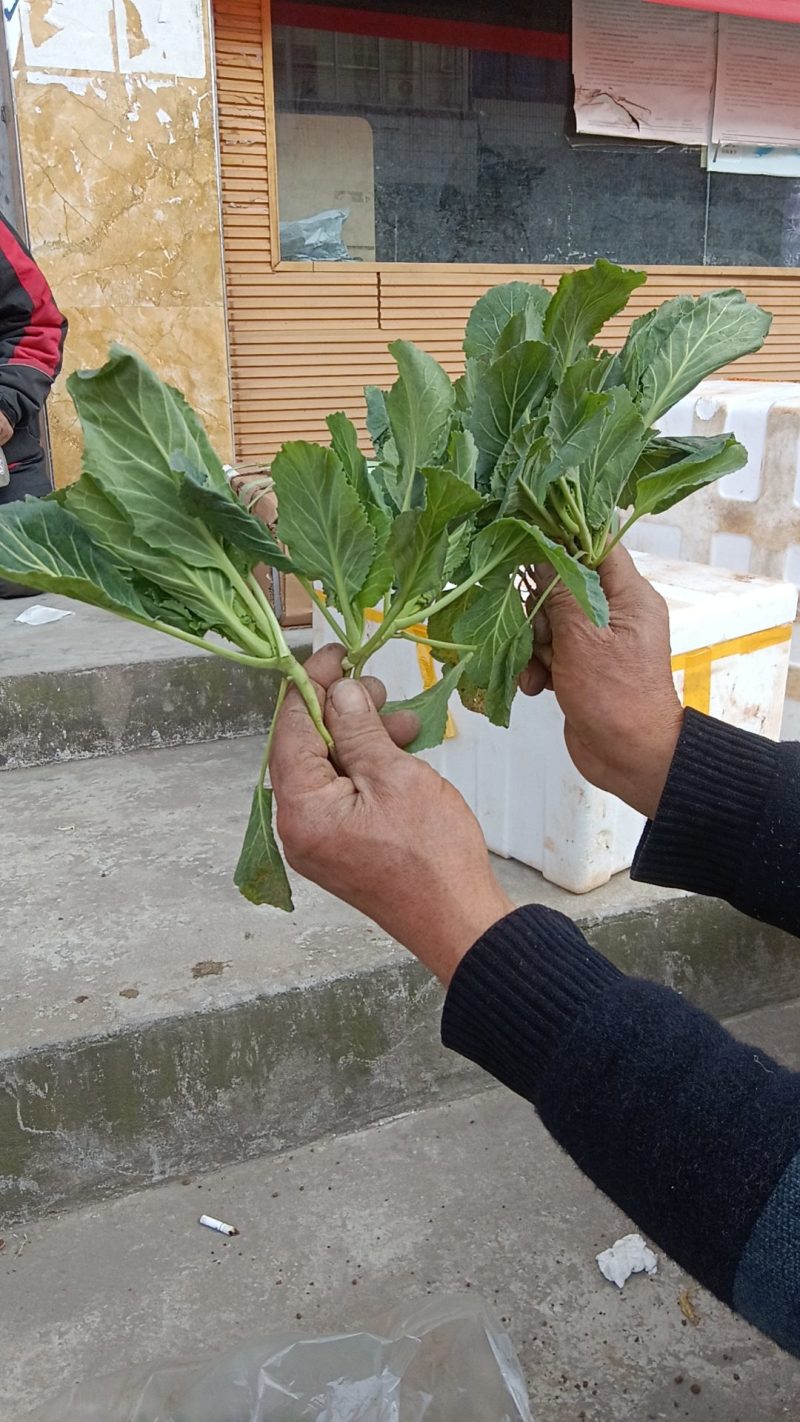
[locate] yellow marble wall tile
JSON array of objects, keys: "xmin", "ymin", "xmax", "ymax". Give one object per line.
[{"xmin": 11, "ymin": 2, "xmax": 233, "ymax": 485}]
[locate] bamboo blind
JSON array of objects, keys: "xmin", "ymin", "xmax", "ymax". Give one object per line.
[{"xmin": 212, "ymin": 0, "xmax": 800, "ymax": 464}]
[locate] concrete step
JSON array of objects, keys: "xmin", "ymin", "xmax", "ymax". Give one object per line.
[
  {"xmin": 3, "ymin": 736, "xmax": 800, "ymax": 1225},
  {"xmin": 0, "ymin": 592, "xmax": 309, "ymax": 768},
  {"xmin": 5, "ymin": 1018, "xmax": 800, "ymax": 1422}
]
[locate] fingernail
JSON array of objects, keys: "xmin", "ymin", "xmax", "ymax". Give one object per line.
[{"xmin": 330, "ymin": 679, "xmax": 372, "ymax": 714}]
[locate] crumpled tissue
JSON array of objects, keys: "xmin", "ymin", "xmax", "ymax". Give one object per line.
[{"xmin": 597, "ymin": 1233, "xmax": 658, "ymax": 1289}]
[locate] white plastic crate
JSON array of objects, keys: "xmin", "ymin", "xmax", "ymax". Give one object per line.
[
  {"xmin": 626, "ymin": 380, "xmax": 800, "ymax": 737},
  {"xmin": 313, "ymin": 554, "xmax": 797, "ymax": 894}
]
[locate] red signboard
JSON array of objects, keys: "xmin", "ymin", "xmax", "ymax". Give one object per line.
[
  {"xmin": 272, "ymin": 4, "xmax": 571, "ymax": 58},
  {"xmin": 646, "ymin": 0, "xmax": 800, "ymax": 19}
]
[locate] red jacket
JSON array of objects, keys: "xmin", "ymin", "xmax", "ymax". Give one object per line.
[{"xmin": 0, "ymin": 215, "xmax": 67, "ymax": 470}]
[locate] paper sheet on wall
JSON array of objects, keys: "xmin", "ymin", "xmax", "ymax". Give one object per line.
[
  {"xmin": 572, "ymin": 0, "xmax": 718, "ymax": 144},
  {"xmin": 712, "ymin": 17, "xmax": 800, "ymax": 146}
]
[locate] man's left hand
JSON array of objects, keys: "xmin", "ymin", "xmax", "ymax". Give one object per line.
[{"xmin": 270, "ymin": 645, "xmax": 514, "ymax": 984}]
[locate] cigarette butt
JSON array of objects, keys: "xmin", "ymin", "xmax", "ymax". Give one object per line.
[{"xmin": 199, "ymin": 1214, "xmax": 239, "ymax": 1237}]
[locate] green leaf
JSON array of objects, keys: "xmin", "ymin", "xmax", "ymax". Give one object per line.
[
  {"xmin": 428, "ymin": 588, "xmax": 476, "ymax": 665},
  {"xmin": 469, "ymin": 341, "xmax": 555, "ymax": 480},
  {"xmin": 382, "ymin": 656, "xmax": 471, "ymax": 753},
  {"xmin": 470, "ymin": 517, "xmax": 609, "ymax": 627},
  {"xmin": 623, "ymin": 433, "xmax": 747, "ymax": 522},
  {"xmin": 326, "ymin": 412, "xmax": 374, "ymax": 509},
  {"xmin": 177, "ymin": 465, "xmax": 296, "ymax": 573},
  {"xmin": 444, "ymin": 428, "xmax": 479, "ymax": 486},
  {"xmin": 358, "ymin": 503, "xmax": 394, "ymax": 609},
  {"xmin": 67, "ymin": 346, "xmax": 228, "ymax": 570},
  {"xmin": 464, "ymin": 282, "xmax": 550, "ymax": 361},
  {"xmin": 454, "ymin": 357, "xmax": 481, "ymax": 413},
  {"xmin": 234, "ymin": 783, "xmax": 293, "ymax": 911},
  {"xmin": 271, "ymin": 441, "xmax": 375, "ymax": 608},
  {"xmin": 544, "ymin": 260, "xmax": 647, "ymax": 373},
  {"xmin": 59, "ymin": 473, "xmax": 246, "ymax": 635},
  {"xmin": 619, "ymin": 289, "xmax": 772, "ymax": 426},
  {"xmin": 364, "ymin": 386, "xmax": 391, "ymax": 452},
  {"xmin": 0, "ymin": 497, "xmax": 152, "ymax": 619},
  {"xmin": 389, "ymin": 465, "xmax": 484, "ymax": 603},
  {"xmin": 579, "ymin": 386, "xmax": 648, "ymax": 529},
  {"xmin": 384, "ymin": 341, "xmax": 455, "ymax": 509},
  {"xmin": 453, "ymin": 571, "xmax": 532, "ymax": 727},
  {"xmin": 547, "ymin": 388, "xmax": 613, "ymax": 470}
]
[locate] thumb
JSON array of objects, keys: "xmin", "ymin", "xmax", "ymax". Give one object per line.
[
  {"xmin": 325, "ymin": 677, "xmax": 399, "ymax": 784},
  {"xmin": 533, "ymin": 562, "xmax": 588, "ymax": 633}
]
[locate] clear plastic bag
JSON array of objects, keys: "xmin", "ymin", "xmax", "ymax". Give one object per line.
[
  {"xmin": 28, "ymin": 1293, "xmax": 533, "ymax": 1422},
  {"xmin": 279, "ymin": 208, "xmax": 352, "ymax": 262}
]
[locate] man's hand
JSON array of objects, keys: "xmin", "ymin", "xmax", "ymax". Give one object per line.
[
  {"xmin": 0, "ymin": 410, "xmax": 14, "ymax": 446},
  {"xmin": 520, "ymin": 547, "xmax": 683, "ymax": 820},
  {"xmin": 270, "ymin": 645, "xmax": 514, "ymax": 984}
]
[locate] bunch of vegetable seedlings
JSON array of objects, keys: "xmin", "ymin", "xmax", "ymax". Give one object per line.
[{"xmin": 0, "ymin": 260, "xmax": 771, "ymax": 908}]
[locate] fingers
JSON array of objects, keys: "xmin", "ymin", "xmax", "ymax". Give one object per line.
[
  {"xmin": 597, "ymin": 544, "xmax": 649, "ymax": 608},
  {"xmin": 324, "ymin": 677, "xmax": 402, "ymax": 786},
  {"xmin": 519, "ymin": 658, "xmax": 552, "ymax": 697},
  {"xmin": 382, "ymin": 708, "xmax": 422, "ymax": 748},
  {"xmin": 270, "ymin": 674, "xmax": 338, "ymax": 800},
  {"xmin": 300, "ymin": 642, "xmax": 348, "ymax": 690}
]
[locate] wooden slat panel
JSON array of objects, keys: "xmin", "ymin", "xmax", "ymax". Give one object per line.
[{"xmin": 213, "ymin": 4, "xmax": 800, "ymax": 462}]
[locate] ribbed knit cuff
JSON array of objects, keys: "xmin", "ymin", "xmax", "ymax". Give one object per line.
[
  {"xmin": 442, "ymin": 904, "xmax": 623, "ymax": 1103},
  {"xmin": 632, "ymin": 709, "xmax": 782, "ymax": 902}
]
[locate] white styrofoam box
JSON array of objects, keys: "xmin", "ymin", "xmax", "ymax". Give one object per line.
[
  {"xmin": 313, "ymin": 554, "xmax": 797, "ymax": 894},
  {"xmin": 624, "ymin": 379, "xmax": 800, "ymax": 738}
]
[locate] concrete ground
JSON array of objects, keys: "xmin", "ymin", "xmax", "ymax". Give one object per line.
[{"xmin": 5, "ymin": 997, "xmax": 800, "ymax": 1422}]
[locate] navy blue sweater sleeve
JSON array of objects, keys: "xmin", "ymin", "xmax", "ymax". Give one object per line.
[
  {"xmin": 443, "ymin": 908, "xmax": 800, "ymax": 1357},
  {"xmin": 632, "ymin": 709, "xmax": 800, "ymax": 935}
]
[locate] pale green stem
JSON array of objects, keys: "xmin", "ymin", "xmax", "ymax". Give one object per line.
[
  {"xmin": 526, "ymin": 573, "xmax": 560, "ymax": 625},
  {"xmin": 601, "ymin": 508, "xmax": 640, "ymax": 563},
  {"xmin": 559, "ymin": 476, "xmax": 593, "ymax": 560},
  {"xmin": 301, "ymin": 579, "xmax": 347, "ymax": 644},
  {"xmin": 260, "ymin": 677, "xmax": 288, "ymax": 785},
  {"xmin": 149, "ymin": 619, "xmax": 276, "ymax": 669},
  {"xmin": 400, "ymin": 630, "xmax": 476, "ymax": 654}
]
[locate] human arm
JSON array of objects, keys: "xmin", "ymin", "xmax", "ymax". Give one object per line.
[
  {"xmin": 520, "ymin": 546, "xmax": 800, "ymax": 937},
  {"xmin": 0, "ymin": 216, "xmax": 67, "ymax": 438},
  {"xmin": 270, "ymin": 648, "xmax": 800, "ymax": 1359}
]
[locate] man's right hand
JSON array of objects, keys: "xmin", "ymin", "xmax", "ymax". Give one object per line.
[
  {"xmin": 0, "ymin": 410, "xmax": 14, "ymax": 446},
  {"xmin": 520, "ymin": 546, "xmax": 683, "ymax": 820}
]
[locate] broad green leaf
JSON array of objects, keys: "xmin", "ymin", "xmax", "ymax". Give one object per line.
[
  {"xmin": 623, "ymin": 434, "xmax": 747, "ymax": 522},
  {"xmin": 579, "ymin": 386, "xmax": 648, "ymax": 529},
  {"xmin": 177, "ymin": 466, "xmax": 296, "ymax": 574},
  {"xmin": 67, "ymin": 346, "xmax": 228, "ymax": 570},
  {"xmin": 547, "ymin": 388, "xmax": 612, "ymax": 470},
  {"xmin": 364, "ymin": 386, "xmax": 391, "ymax": 451},
  {"xmin": 234, "ymin": 783, "xmax": 293, "ymax": 910},
  {"xmin": 454, "ymin": 357, "xmax": 481, "ymax": 412},
  {"xmin": 444, "ymin": 428, "xmax": 479, "ymax": 486},
  {"xmin": 389, "ymin": 465, "xmax": 483, "ymax": 602},
  {"xmin": 382, "ymin": 656, "xmax": 471, "ymax": 753},
  {"xmin": 384, "ymin": 341, "xmax": 455, "ymax": 508},
  {"xmin": 453, "ymin": 571, "xmax": 532, "ymax": 727},
  {"xmin": 327, "ymin": 412, "xmax": 374, "ymax": 509},
  {"xmin": 544, "ymin": 260, "xmax": 646, "ymax": 373},
  {"xmin": 469, "ymin": 341, "xmax": 555, "ymax": 479},
  {"xmin": 493, "ymin": 305, "xmax": 546, "ymax": 358},
  {"xmin": 490, "ymin": 417, "xmax": 548, "ymax": 503},
  {"xmin": 464, "ymin": 282, "xmax": 551, "ymax": 361},
  {"xmin": 0, "ymin": 497, "xmax": 151, "ymax": 619},
  {"xmin": 620, "ymin": 289, "xmax": 772, "ymax": 426},
  {"xmin": 59, "ymin": 473, "xmax": 246, "ymax": 634},
  {"xmin": 428, "ymin": 588, "xmax": 476, "ymax": 666},
  {"xmin": 358, "ymin": 503, "xmax": 394, "ymax": 609},
  {"xmin": 443, "ymin": 517, "xmax": 475, "ymax": 581},
  {"xmin": 470, "ymin": 517, "xmax": 608, "ymax": 627},
  {"xmin": 272, "ymin": 441, "xmax": 375, "ymax": 609}
]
